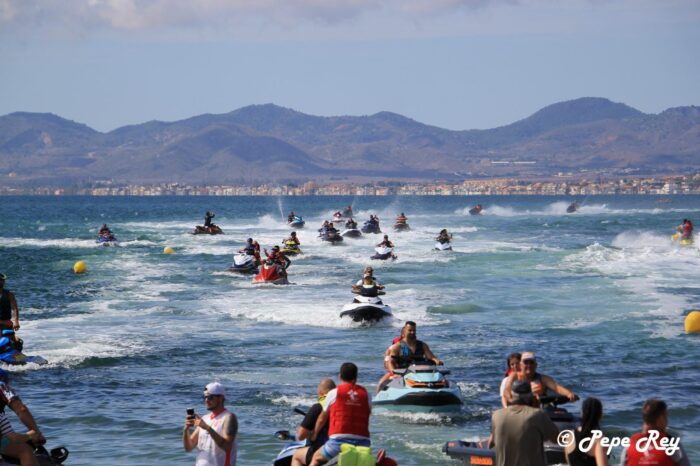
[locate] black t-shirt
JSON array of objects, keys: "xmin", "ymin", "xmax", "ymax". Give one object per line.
[{"xmin": 301, "ymin": 403, "xmax": 328, "ymax": 452}]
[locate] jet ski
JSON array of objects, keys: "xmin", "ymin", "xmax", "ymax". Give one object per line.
[
  {"xmin": 671, "ymin": 233, "xmax": 694, "ymax": 246},
  {"xmin": 342, "ymin": 207, "xmax": 354, "ymax": 217},
  {"xmin": 280, "ymin": 242, "xmax": 302, "ymax": 256},
  {"xmin": 434, "ymin": 241, "xmax": 452, "ymax": 251},
  {"xmin": 566, "ymin": 202, "xmax": 577, "ymax": 213},
  {"xmin": 320, "ymin": 230, "xmax": 344, "ymax": 243},
  {"xmin": 371, "ymin": 246, "xmax": 395, "ymax": 260},
  {"xmin": 393, "ymin": 223, "xmax": 410, "ymax": 232},
  {"xmin": 469, "ymin": 204, "xmax": 483, "ymax": 215},
  {"xmin": 341, "ymin": 228, "xmax": 362, "ymax": 238},
  {"xmin": 2, "ymin": 444, "xmax": 69, "ymax": 466},
  {"xmin": 0, "ymin": 330, "xmax": 48, "ymax": 366},
  {"xmin": 361, "ymin": 220, "xmax": 381, "ymax": 234},
  {"xmin": 96, "ymin": 234, "xmax": 117, "ymax": 246},
  {"xmin": 192, "ymin": 224, "xmax": 224, "ymax": 235},
  {"xmin": 229, "ymin": 253, "xmax": 259, "ymax": 274},
  {"xmin": 373, "ymin": 363, "xmax": 463, "ymax": 412},
  {"xmin": 442, "ymin": 395, "xmax": 579, "ymax": 464},
  {"xmin": 332, "ymin": 213, "xmax": 344, "ymax": 223},
  {"xmin": 253, "ymin": 261, "xmax": 289, "ymax": 285},
  {"xmin": 288, "ymin": 216, "xmax": 305, "ymax": 229},
  {"xmin": 340, "ymin": 296, "xmax": 392, "ymax": 322}
]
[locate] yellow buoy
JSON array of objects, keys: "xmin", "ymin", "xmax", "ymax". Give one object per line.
[
  {"xmin": 163, "ymin": 246, "xmax": 174, "ymax": 255},
  {"xmin": 685, "ymin": 310, "xmax": 700, "ymax": 334},
  {"xmin": 73, "ymin": 260, "xmax": 87, "ymax": 274}
]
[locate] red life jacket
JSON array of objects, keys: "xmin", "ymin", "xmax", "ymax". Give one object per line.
[
  {"xmin": 328, "ymin": 383, "xmax": 370, "ymax": 438},
  {"xmin": 625, "ymin": 432, "xmax": 677, "ymax": 466}
]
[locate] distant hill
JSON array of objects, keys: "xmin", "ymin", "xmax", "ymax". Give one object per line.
[{"xmin": 0, "ymin": 97, "xmax": 699, "ymax": 186}]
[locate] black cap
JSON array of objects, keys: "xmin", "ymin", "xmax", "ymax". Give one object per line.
[{"xmin": 511, "ymin": 380, "xmax": 532, "ymax": 396}]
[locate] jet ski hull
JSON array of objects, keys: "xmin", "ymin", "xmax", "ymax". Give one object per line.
[
  {"xmin": 373, "ymin": 387, "xmax": 463, "ymax": 411},
  {"xmin": 371, "ymin": 247, "xmax": 395, "ymax": 260},
  {"xmin": 0, "ymin": 353, "xmax": 48, "ymax": 366},
  {"xmin": 288, "ymin": 219, "xmax": 305, "ymax": 229},
  {"xmin": 320, "ymin": 233, "xmax": 344, "ymax": 243},
  {"xmin": 434, "ymin": 242, "xmax": 452, "ymax": 251},
  {"xmin": 361, "ymin": 224, "xmax": 382, "ymax": 234},
  {"xmin": 341, "ymin": 229, "xmax": 362, "ymax": 238},
  {"xmin": 340, "ymin": 305, "xmax": 392, "ymax": 322},
  {"xmin": 192, "ymin": 226, "xmax": 224, "ymax": 235},
  {"xmin": 229, "ymin": 264, "xmax": 258, "ymax": 274},
  {"xmin": 393, "ymin": 223, "xmax": 410, "ymax": 232}
]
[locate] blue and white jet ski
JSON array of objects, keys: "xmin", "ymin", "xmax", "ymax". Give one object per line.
[
  {"xmin": 96, "ymin": 235, "xmax": 117, "ymax": 246},
  {"xmin": 288, "ymin": 216, "xmax": 305, "ymax": 229},
  {"xmin": 373, "ymin": 363, "xmax": 462, "ymax": 412},
  {"xmin": 361, "ymin": 220, "xmax": 381, "ymax": 234},
  {"xmin": 0, "ymin": 330, "xmax": 48, "ymax": 366}
]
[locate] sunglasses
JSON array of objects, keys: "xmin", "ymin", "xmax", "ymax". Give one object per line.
[{"xmin": 204, "ymin": 395, "xmax": 221, "ymax": 401}]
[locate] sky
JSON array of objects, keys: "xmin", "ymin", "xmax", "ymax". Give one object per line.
[{"xmin": 1, "ymin": 0, "xmax": 699, "ymax": 132}]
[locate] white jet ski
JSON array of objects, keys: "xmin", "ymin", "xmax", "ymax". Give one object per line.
[
  {"xmin": 340, "ymin": 296, "xmax": 392, "ymax": 323},
  {"xmin": 228, "ymin": 253, "xmax": 259, "ymax": 274},
  {"xmin": 371, "ymin": 246, "xmax": 395, "ymax": 260},
  {"xmin": 434, "ymin": 241, "xmax": 452, "ymax": 251}
]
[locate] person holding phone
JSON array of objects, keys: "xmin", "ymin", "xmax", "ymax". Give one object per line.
[{"xmin": 183, "ymin": 382, "xmax": 238, "ymax": 466}]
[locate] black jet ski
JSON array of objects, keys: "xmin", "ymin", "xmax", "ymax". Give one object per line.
[
  {"xmin": 192, "ymin": 224, "xmax": 224, "ymax": 235},
  {"xmin": 567, "ymin": 202, "xmax": 577, "ymax": 213},
  {"xmin": 442, "ymin": 395, "xmax": 579, "ymax": 465},
  {"xmin": 361, "ymin": 220, "xmax": 381, "ymax": 234},
  {"xmin": 340, "ymin": 296, "xmax": 392, "ymax": 323},
  {"xmin": 341, "ymin": 228, "xmax": 362, "ymax": 238},
  {"xmin": 229, "ymin": 253, "xmax": 259, "ymax": 274},
  {"xmin": 469, "ymin": 204, "xmax": 483, "ymax": 215},
  {"xmin": 320, "ymin": 230, "xmax": 344, "ymax": 243},
  {"xmin": 3, "ymin": 444, "xmax": 69, "ymax": 466},
  {"xmin": 393, "ymin": 223, "xmax": 410, "ymax": 232}
]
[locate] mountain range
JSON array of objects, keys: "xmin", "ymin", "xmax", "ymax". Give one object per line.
[{"xmin": 1, "ymin": 97, "xmax": 698, "ymax": 187}]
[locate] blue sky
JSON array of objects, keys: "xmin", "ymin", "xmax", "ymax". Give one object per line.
[{"xmin": 1, "ymin": 0, "xmax": 698, "ymax": 132}]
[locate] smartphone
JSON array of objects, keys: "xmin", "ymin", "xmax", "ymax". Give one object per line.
[{"xmin": 186, "ymin": 408, "xmax": 195, "ymax": 417}]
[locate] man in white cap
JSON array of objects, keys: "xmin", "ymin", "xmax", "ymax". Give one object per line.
[
  {"xmin": 183, "ymin": 382, "xmax": 238, "ymax": 466},
  {"xmin": 503, "ymin": 352, "xmax": 577, "ymax": 405}
]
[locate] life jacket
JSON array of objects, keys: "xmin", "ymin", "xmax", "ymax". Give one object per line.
[
  {"xmin": 516, "ymin": 372, "xmax": 545, "ymax": 396},
  {"xmin": 396, "ymin": 341, "xmax": 425, "ymax": 368},
  {"xmin": 682, "ymin": 222, "xmax": 693, "ymax": 238},
  {"xmin": 328, "ymin": 383, "xmax": 370, "ymax": 438},
  {"xmin": 625, "ymin": 432, "xmax": 677, "ymax": 466},
  {"xmin": 359, "ymin": 284, "xmax": 378, "ymax": 297},
  {"xmin": 0, "ymin": 290, "xmax": 11, "ymax": 322}
]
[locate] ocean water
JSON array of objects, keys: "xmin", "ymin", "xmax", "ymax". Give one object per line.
[{"xmin": 0, "ymin": 195, "xmax": 698, "ymax": 465}]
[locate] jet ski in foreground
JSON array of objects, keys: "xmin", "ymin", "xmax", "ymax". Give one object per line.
[
  {"xmin": 435, "ymin": 241, "xmax": 452, "ymax": 251},
  {"xmin": 442, "ymin": 395, "xmax": 579, "ymax": 464},
  {"xmin": 272, "ymin": 409, "xmax": 397, "ymax": 466},
  {"xmin": 288, "ymin": 216, "xmax": 305, "ymax": 229},
  {"xmin": 0, "ymin": 330, "xmax": 48, "ymax": 366},
  {"xmin": 340, "ymin": 296, "xmax": 392, "ymax": 323},
  {"xmin": 193, "ymin": 225, "xmax": 224, "ymax": 235},
  {"xmin": 373, "ymin": 363, "xmax": 462, "ymax": 412},
  {"xmin": 229, "ymin": 253, "xmax": 259, "ymax": 274},
  {"xmin": 2, "ymin": 444, "xmax": 69, "ymax": 466},
  {"xmin": 371, "ymin": 246, "xmax": 395, "ymax": 260},
  {"xmin": 253, "ymin": 261, "xmax": 289, "ymax": 285}
]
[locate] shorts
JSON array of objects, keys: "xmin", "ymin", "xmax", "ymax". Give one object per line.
[
  {"xmin": 0, "ymin": 436, "xmax": 10, "ymax": 454},
  {"xmin": 321, "ymin": 437, "xmax": 371, "ymax": 459}
]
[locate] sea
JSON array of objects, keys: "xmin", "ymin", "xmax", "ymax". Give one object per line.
[{"xmin": 0, "ymin": 195, "xmax": 698, "ymax": 465}]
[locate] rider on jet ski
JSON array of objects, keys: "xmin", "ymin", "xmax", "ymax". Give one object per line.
[
  {"xmin": 265, "ymin": 246, "xmax": 292, "ymax": 271},
  {"xmin": 98, "ymin": 224, "xmax": 115, "ymax": 241},
  {"xmin": 239, "ymin": 238, "xmax": 261, "ymax": 264},
  {"xmin": 343, "ymin": 205, "xmax": 353, "ymax": 217},
  {"xmin": 378, "ymin": 321, "xmax": 442, "ymax": 391},
  {"xmin": 377, "ymin": 235, "xmax": 394, "ymax": 248},
  {"xmin": 204, "ymin": 211, "xmax": 215, "ymax": 228},
  {"xmin": 677, "ymin": 218, "xmax": 694, "ymax": 240},
  {"xmin": 395, "ymin": 213, "xmax": 407, "ymax": 225},
  {"xmin": 284, "ymin": 231, "xmax": 300, "ymax": 246},
  {"xmin": 502, "ymin": 352, "xmax": 578, "ymax": 404},
  {"xmin": 352, "ymin": 267, "xmax": 384, "ymax": 292},
  {"xmin": 288, "ymin": 211, "xmax": 296, "ymax": 223},
  {"xmin": 345, "ymin": 218, "xmax": 358, "ymax": 229},
  {"xmin": 436, "ymin": 229, "xmax": 452, "ymax": 244}
]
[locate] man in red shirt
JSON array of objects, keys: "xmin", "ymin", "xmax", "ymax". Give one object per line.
[
  {"xmin": 309, "ymin": 363, "xmax": 371, "ymax": 466},
  {"xmin": 619, "ymin": 399, "xmax": 690, "ymax": 466}
]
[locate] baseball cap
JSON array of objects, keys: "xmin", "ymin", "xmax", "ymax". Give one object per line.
[
  {"xmin": 521, "ymin": 351, "xmax": 536, "ymax": 362},
  {"xmin": 0, "ymin": 273, "xmax": 6, "ymax": 280},
  {"xmin": 204, "ymin": 382, "xmax": 225, "ymax": 397}
]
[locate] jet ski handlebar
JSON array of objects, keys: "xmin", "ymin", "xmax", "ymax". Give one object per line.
[
  {"xmin": 538, "ymin": 394, "xmax": 576, "ymax": 406},
  {"xmin": 273, "ymin": 408, "xmax": 308, "ymax": 441},
  {"xmin": 392, "ymin": 363, "xmax": 451, "ymax": 375}
]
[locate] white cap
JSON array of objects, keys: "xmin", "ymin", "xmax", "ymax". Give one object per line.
[{"xmin": 204, "ymin": 382, "xmax": 225, "ymax": 397}]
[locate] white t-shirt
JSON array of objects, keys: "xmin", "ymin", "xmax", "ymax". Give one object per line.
[{"xmin": 196, "ymin": 409, "xmax": 237, "ymax": 466}]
